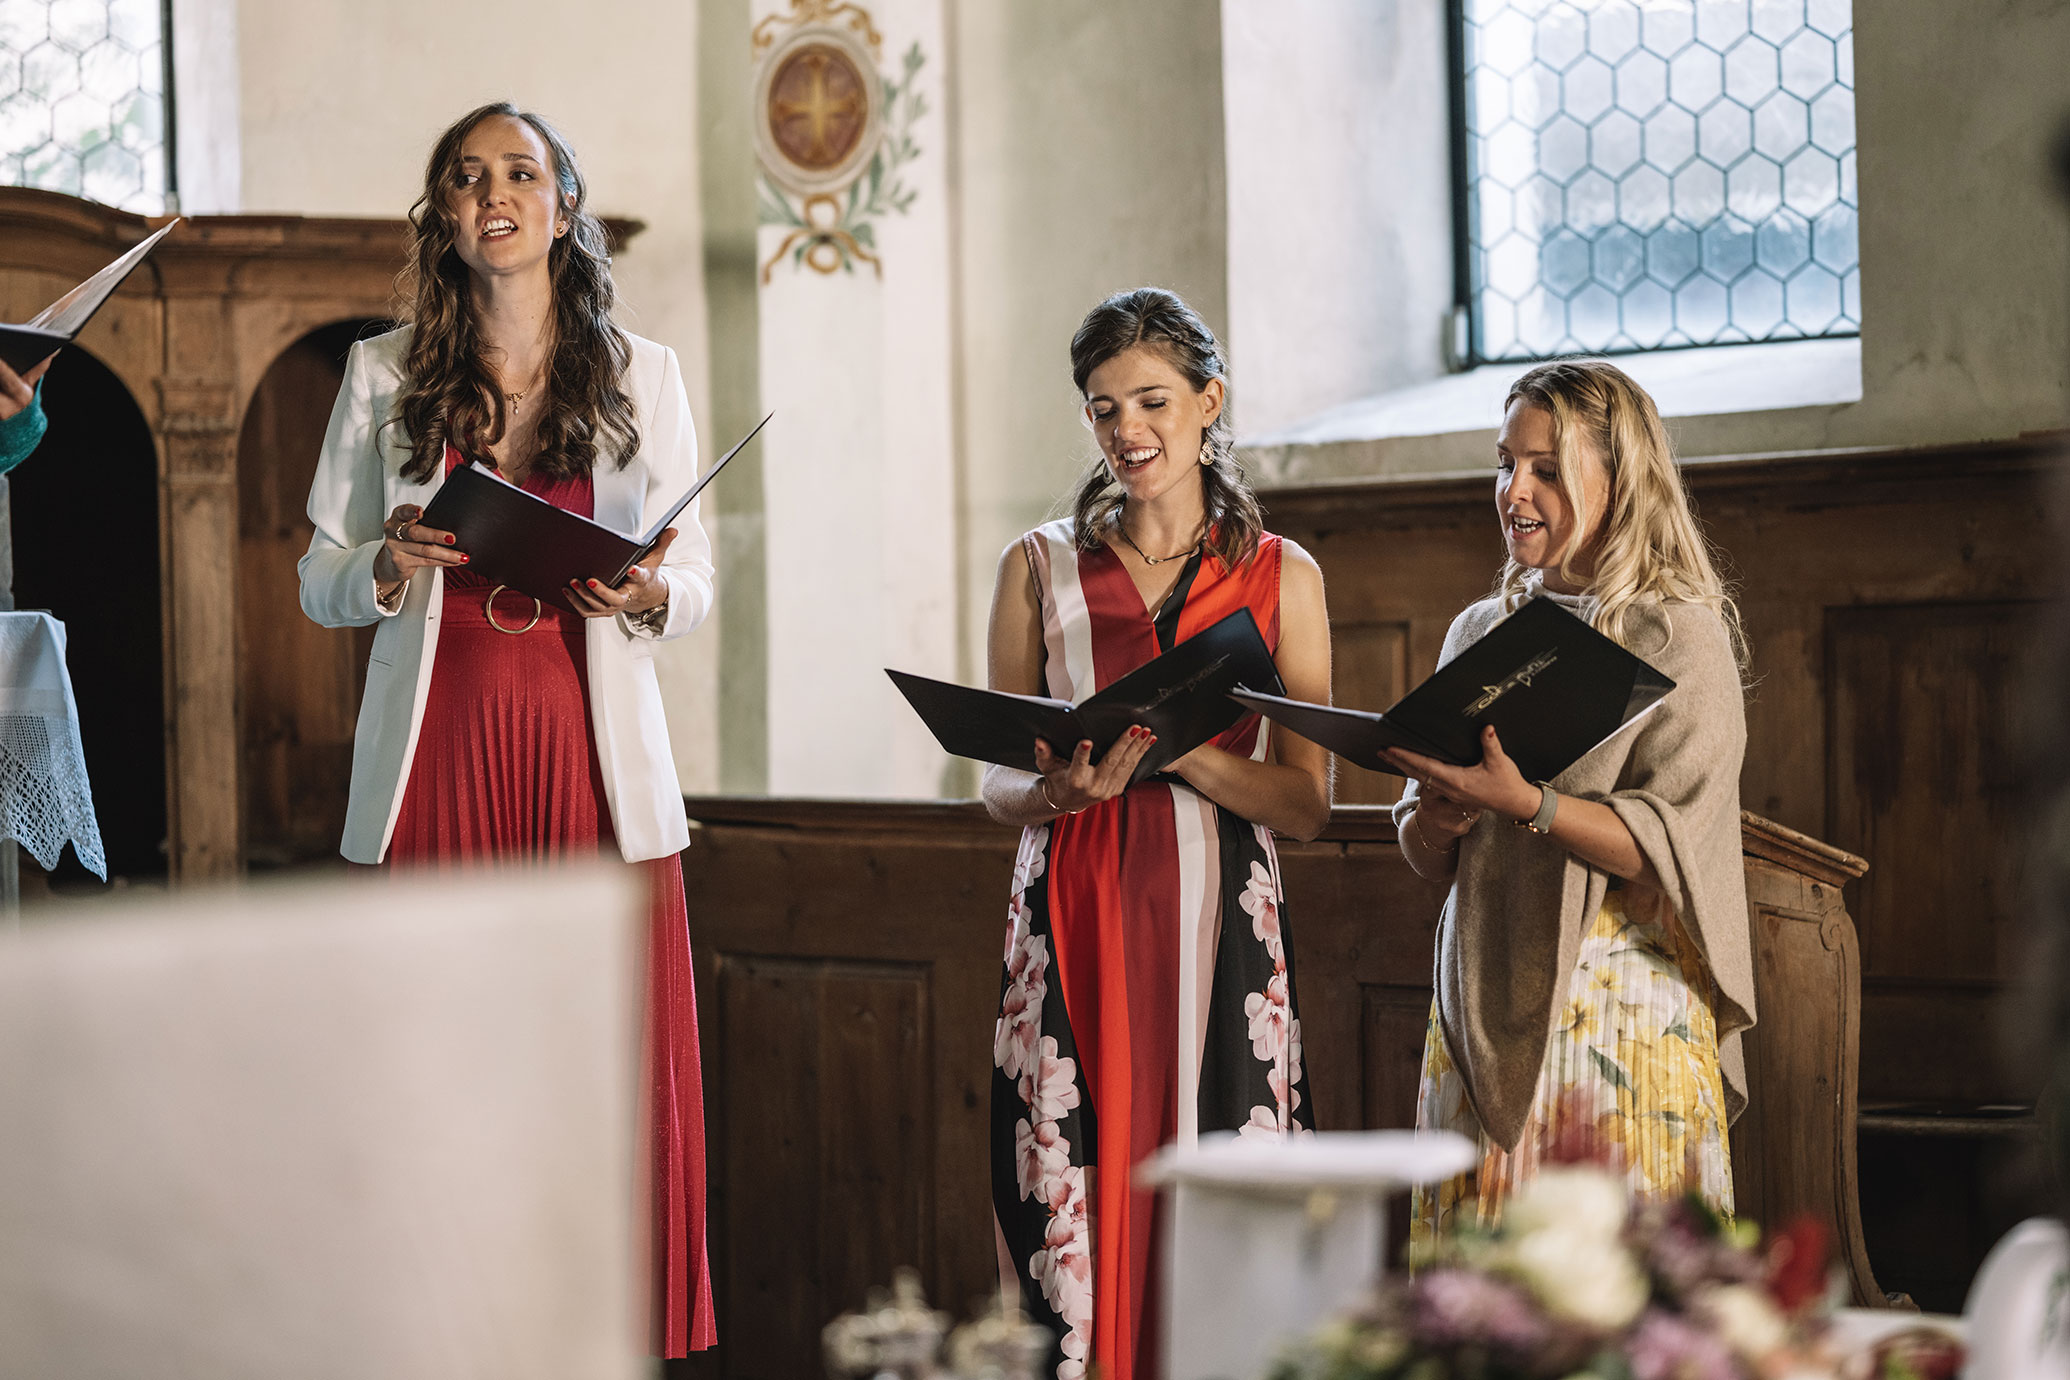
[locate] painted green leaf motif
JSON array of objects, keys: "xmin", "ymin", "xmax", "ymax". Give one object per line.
[
  {"xmin": 1644, "ymin": 1109, "xmax": 1687, "ymax": 1127},
  {"xmin": 1664, "ymin": 1021, "xmax": 1693, "ymax": 1042},
  {"xmin": 1589, "ymin": 1047, "xmax": 1634, "ymax": 1094}
]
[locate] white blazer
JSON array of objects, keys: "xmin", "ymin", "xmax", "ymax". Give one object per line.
[{"xmin": 299, "ymin": 325, "xmax": 715, "ymax": 865}]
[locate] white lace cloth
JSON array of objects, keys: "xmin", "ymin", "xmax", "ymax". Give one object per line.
[{"xmin": 0, "ymin": 612, "xmax": 106, "ymax": 879}]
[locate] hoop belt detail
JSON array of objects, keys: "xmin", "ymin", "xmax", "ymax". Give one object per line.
[{"xmin": 484, "ymin": 584, "xmax": 544, "ymax": 635}]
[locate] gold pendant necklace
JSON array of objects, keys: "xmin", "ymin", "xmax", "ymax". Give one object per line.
[{"xmin": 1118, "ymin": 517, "xmax": 1204, "ymax": 566}]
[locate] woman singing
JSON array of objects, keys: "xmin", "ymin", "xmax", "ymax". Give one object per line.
[
  {"xmin": 298, "ymin": 102, "xmax": 715, "ymax": 1355},
  {"xmin": 1385, "ymin": 360, "xmax": 1756, "ymax": 1241},
  {"xmin": 983, "ymin": 288, "xmax": 1332, "ymax": 1380}
]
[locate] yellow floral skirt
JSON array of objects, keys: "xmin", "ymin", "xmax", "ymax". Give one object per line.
[{"xmin": 1410, "ymin": 890, "xmax": 1733, "ymax": 1247}]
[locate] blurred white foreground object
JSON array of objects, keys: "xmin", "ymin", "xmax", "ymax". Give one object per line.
[
  {"xmin": 1962, "ymin": 1217, "xmax": 2069, "ymax": 1380},
  {"xmin": 1140, "ymin": 1129, "xmax": 1477, "ymax": 1380},
  {"xmin": 0, "ymin": 866, "xmax": 645, "ymax": 1380}
]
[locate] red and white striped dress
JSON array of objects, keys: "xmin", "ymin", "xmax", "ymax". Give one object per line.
[{"xmin": 991, "ymin": 519, "xmax": 1311, "ymax": 1380}]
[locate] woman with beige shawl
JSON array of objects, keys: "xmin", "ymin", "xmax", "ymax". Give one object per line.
[{"xmin": 1383, "ymin": 360, "xmax": 1755, "ymax": 1241}]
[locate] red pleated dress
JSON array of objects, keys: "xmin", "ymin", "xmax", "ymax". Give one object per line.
[{"xmin": 384, "ymin": 448, "xmax": 716, "ymax": 1356}]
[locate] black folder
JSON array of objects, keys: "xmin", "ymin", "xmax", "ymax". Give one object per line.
[
  {"xmin": 1230, "ymin": 597, "xmax": 1674, "ymax": 785},
  {"xmin": 417, "ymin": 412, "xmax": 770, "ymax": 606},
  {"xmin": 888, "ymin": 608, "xmax": 1285, "ymax": 785},
  {"xmin": 0, "ymin": 219, "xmax": 180, "ymax": 373}
]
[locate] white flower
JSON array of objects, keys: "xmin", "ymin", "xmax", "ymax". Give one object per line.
[
  {"xmin": 1501, "ymin": 1227, "xmax": 1648, "ymax": 1332},
  {"xmin": 1698, "ymin": 1283, "xmax": 1791, "ymax": 1357},
  {"xmin": 1019, "ymin": 1036, "xmax": 1082, "ymax": 1122},
  {"xmin": 1244, "ymin": 972, "xmax": 1292, "ymax": 1061},
  {"xmin": 1502, "ymin": 1165, "xmax": 1630, "ymax": 1244}
]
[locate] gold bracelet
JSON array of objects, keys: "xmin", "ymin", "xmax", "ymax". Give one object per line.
[
  {"xmin": 1407, "ymin": 809, "xmax": 1455, "ymax": 860},
  {"xmin": 1039, "ymin": 777, "xmax": 1083, "ymax": 817}
]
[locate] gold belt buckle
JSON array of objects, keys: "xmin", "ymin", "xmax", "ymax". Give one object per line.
[{"xmin": 485, "ymin": 584, "xmax": 543, "ymax": 635}]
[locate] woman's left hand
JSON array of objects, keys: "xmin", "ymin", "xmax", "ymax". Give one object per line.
[
  {"xmin": 567, "ymin": 527, "xmax": 676, "ymax": 619},
  {"xmin": 1381, "ymin": 724, "xmax": 1542, "ymax": 822},
  {"xmin": 0, "ymin": 355, "xmax": 51, "ymax": 421}
]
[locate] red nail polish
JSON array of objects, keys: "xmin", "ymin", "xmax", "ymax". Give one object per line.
[
  {"xmin": 458, "ymin": 554, "xmax": 469, "ymax": 563},
  {"xmin": 444, "ymin": 534, "xmax": 455, "ymax": 545},
  {"xmin": 588, "ymin": 580, "xmax": 601, "ymax": 589}
]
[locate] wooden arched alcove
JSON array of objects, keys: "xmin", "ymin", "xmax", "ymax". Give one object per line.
[{"xmin": 0, "ymin": 188, "xmax": 406, "ymax": 882}]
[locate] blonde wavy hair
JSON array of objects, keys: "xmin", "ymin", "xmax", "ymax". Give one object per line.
[{"xmin": 1497, "ymin": 359, "xmax": 1748, "ymax": 672}]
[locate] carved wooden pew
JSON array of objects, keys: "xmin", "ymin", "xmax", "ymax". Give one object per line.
[{"xmin": 674, "ymin": 797, "xmax": 1888, "ymax": 1376}]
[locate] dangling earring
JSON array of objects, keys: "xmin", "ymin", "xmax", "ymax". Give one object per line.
[{"xmin": 1199, "ymin": 436, "xmax": 1214, "ymax": 467}]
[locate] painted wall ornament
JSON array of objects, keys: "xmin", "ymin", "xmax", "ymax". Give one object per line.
[{"xmin": 753, "ymin": 0, "xmax": 924, "ymax": 281}]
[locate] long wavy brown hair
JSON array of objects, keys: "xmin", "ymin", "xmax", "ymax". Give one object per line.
[
  {"xmin": 1067, "ymin": 287, "xmax": 1265, "ymax": 569},
  {"xmin": 390, "ymin": 101, "xmax": 638, "ymax": 483}
]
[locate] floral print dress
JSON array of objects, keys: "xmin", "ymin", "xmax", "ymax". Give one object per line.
[
  {"xmin": 1411, "ymin": 887, "xmax": 1734, "ymax": 1247},
  {"xmin": 990, "ymin": 520, "xmax": 1311, "ymax": 1380}
]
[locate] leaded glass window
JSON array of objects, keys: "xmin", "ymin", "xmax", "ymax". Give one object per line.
[
  {"xmin": 0, "ymin": 0, "xmax": 170, "ymax": 214},
  {"xmin": 1458, "ymin": 0, "xmax": 1858, "ymax": 362}
]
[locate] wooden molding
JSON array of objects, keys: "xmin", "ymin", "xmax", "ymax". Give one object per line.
[{"xmin": 1258, "ymin": 432, "xmax": 2070, "ymax": 531}]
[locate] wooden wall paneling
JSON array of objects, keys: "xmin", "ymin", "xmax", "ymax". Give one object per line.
[
  {"xmin": 1826, "ymin": 600, "xmax": 2040, "ymax": 1106},
  {"xmin": 236, "ymin": 327, "xmax": 378, "ymax": 869},
  {"xmin": 677, "ymin": 801, "xmax": 1014, "ymax": 1379},
  {"xmin": 716, "ymin": 956, "xmax": 933, "ymax": 1380},
  {"xmin": 1326, "ymin": 621, "xmax": 1409, "ymax": 805}
]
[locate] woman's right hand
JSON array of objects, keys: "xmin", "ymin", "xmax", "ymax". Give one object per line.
[
  {"xmin": 1033, "ymin": 726, "xmax": 1156, "ymax": 813},
  {"xmin": 372, "ymin": 503, "xmax": 466, "ymax": 585}
]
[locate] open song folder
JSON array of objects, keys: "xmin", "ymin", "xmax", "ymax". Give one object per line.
[
  {"xmin": 418, "ymin": 411, "xmax": 771, "ymax": 606},
  {"xmin": 889, "ymin": 608, "xmax": 1285, "ymax": 786},
  {"xmin": 1230, "ymin": 596, "xmax": 1675, "ymax": 785},
  {"xmin": 0, "ymin": 218, "xmax": 180, "ymax": 373}
]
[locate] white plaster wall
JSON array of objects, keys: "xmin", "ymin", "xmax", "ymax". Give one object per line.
[
  {"xmin": 230, "ymin": 0, "xmax": 721, "ymax": 792},
  {"xmin": 1239, "ymin": 0, "xmax": 2070, "ymax": 478},
  {"xmin": 753, "ymin": 0, "xmax": 959, "ymax": 796},
  {"xmin": 1221, "ymin": 0, "xmax": 1454, "ymax": 435},
  {"xmin": 952, "ymin": 0, "xmax": 1231, "ymax": 684},
  {"xmin": 169, "ymin": 0, "xmax": 240, "ymax": 213}
]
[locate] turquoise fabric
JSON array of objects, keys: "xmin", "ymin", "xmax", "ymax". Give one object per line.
[{"xmin": 0, "ymin": 384, "xmax": 46, "ymax": 477}]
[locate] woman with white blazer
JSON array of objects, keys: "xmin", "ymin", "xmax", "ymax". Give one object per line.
[{"xmin": 299, "ymin": 102, "xmax": 716, "ymax": 1357}]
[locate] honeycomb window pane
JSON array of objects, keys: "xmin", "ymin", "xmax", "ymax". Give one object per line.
[
  {"xmin": 1462, "ymin": 0, "xmax": 1857, "ymax": 360},
  {"xmin": 1, "ymin": 0, "xmax": 166, "ymax": 212}
]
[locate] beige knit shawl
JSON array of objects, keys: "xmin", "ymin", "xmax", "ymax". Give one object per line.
[{"xmin": 1392, "ymin": 588, "xmax": 1755, "ymax": 1152}]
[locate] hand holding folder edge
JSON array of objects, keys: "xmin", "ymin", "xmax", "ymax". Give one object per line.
[
  {"xmin": 887, "ymin": 608, "xmax": 1286, "ymax": 787},
  {"xmin": 1229, "ymin": 597, "xmax": 1676, "ymax": 786},
  {"xmin": 416, "ymin": 412, "xmax": 771, "ymax": 607},
  {"xmin": 0, "ymin": 219, "xmax": 181, "ymax": 374}
]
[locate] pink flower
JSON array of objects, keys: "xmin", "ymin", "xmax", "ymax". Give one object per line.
[
  {"xmin": 1267, "ymin": 1064, "xmax": 1303, "ymax": 1118},
  {"xmin": 1011, "ymin": 826, "xmax": 1049, "ymax": 899},
  {"xmin": 1019, "ymin": 1036, "xmax": 1082, "ymax": 1122},
  {"xmin": 1406, "ymin": 1269, "xmax": 1552, "ymax": 1354},
  {"xmin": 1239, "ymin": 861, "xmax": 1283, "ymax": 963},
  {"xmin": 1032, "ymin": 1166, "xmax": 1093, "ymax": 1337},
  {"xmin": 1626, "ymin": 1309, "xmax": 1740, "ymax": 1380},
  {"xmin": 1014, "ymin": 1117, "xmax": 1072, "ymax": 1201},
  {"xmin": 1244, "ymin": 972, "xmax": 1291, "ymax": 1061},
  {"xmin": 995, "ymin": 981, "xmax": 1041, "ymax": 1080},
  {"xmin": 1236, "ymin": 1104, "xmax": 1283, "ymax": 1140}
]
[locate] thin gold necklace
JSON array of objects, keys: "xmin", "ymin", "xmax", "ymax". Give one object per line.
[{"xmin": 1117, "ymin": 514, "xmax": 1204, "ymax": 566}]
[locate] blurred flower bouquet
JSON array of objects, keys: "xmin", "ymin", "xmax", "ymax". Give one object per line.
[{"xmin": 1270, "ymin": 1166, "xmax": 1961, "ymax": 1380}]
